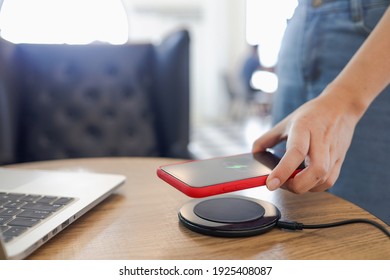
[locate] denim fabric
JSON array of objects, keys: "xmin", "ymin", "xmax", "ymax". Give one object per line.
[{"xmin": 272, "ymin": 0, "xmax": 390, "ymax": 224}]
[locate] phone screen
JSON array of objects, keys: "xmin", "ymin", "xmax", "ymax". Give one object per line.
[{"xmin": 160, "ymin": 152, "xmax": 280, "ymax": 187}]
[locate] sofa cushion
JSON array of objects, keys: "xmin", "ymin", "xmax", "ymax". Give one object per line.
[
  {"xmin": 14, "ymin": 43, "xmax": 160, "ymax": 162},
  {"xmin": 153, "ymin": 29, "xmax": 190, "ymax": 158}
]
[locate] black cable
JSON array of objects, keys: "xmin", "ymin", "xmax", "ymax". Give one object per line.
[{"xmin": 276, "ymin": 219, "xmax": 390, "ymax": 238}]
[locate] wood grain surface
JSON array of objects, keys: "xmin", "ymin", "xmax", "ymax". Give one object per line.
[{"xmin": 6, "ymin": 157, "xmax": 389, "ymax": 260}]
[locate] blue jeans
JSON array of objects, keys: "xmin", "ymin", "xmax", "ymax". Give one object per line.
[{"xmin": 272, "ymin": 0, "xmax": 390, "ymax": 224}]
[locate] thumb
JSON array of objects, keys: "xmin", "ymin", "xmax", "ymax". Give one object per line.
[{"xmin": 252, "ymin": 123, "xmax": 285, "ymax": 153}]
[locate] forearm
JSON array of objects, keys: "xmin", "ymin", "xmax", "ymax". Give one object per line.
[{"xmin": 323, "ymin": 7, "xmax": 390, "ymax": 118}]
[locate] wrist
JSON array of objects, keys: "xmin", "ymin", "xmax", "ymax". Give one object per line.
[{"xmin": 320, "ymin": 82, "xmax": 371, "ymax": 120}]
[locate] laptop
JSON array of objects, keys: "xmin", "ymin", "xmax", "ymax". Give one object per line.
[{"xmin": 0, "ymin": 167, "xmax": 125, "ymax": 259}]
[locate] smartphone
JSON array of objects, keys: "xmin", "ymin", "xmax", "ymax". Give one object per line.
[{"xmin": 157, "ymin": 151, "xmax": 304, "ymax": 198}]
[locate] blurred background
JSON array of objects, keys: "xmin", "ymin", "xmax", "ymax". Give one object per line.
[{"xmin": 0, "ymin": 0, "xmax": 297, "ymax": 162}]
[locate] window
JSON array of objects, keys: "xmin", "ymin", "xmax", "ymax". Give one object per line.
[
  {"xmin": 245, "ymin": 0, "xmax": 297, "ymax": 67},
  {"xmin": 0, "ymin": 0, "xmax": 128, "ymax": 44}
]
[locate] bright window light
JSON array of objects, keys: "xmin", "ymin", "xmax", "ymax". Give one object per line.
[
  {"xmin": 246, "ymin": 0, "xmax": 297, "ymax": 67},
  {"xmin": 250, "ymin": 70, "xmax": 278, "ymax": 93},
  {"xmin": 0, "ymin": 0, "xmax": 129, "ymax": 44}
]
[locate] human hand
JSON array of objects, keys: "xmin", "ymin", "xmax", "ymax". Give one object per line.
[{"xmin": 252, "ymin": 92, "xmax": 362, "ymax": 194}]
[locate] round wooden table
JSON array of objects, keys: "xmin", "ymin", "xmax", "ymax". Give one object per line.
[{"xmin": 5, "ymin": 157, "xmax": 389, "ymax": 259}]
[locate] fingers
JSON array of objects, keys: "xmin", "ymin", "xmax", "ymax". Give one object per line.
[
  {"xmin": 280, "ymin": 123, "xmax": 332, "ymax": 193},
  {"xmin": 283, "ymin": 157, "xmax": 343, "ymax": 193},
  {"xmin": 252, "ymin": 109, "xmax": 346, "ymax": 194},
  {"xmin": 252, "ymin": 121, "xmax": 286, "ymax": 153},
  {"xmin": 266, "ymin": 122, "xmax": 310, "ymax": 191},
  {"xmin": 265, "ymin": 120, "xmax": 342, "ymax": 193},
  {"xmin": 309, "ymin": 158, "xmax": 343, "ymax": 192}
]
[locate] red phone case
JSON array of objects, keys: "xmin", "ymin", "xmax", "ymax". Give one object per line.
[
  {"xmin": 157, "ymin": 166, "xmax": 268, "ymax": 198},
  {"xmin": 157, "ymin": 160, "xmax": 302, "ymax": 198}
]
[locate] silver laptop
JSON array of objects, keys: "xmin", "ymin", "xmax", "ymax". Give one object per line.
[{"xmin": 0, "ymin": 167, "xmax": 125, "ymax": 259}]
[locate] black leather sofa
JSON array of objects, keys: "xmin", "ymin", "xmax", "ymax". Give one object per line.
[{"xmin": 0, "ymin": 29, "xmax": 190, "ymax": 164}]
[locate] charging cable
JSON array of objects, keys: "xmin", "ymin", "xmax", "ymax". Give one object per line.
[{"xmin": 276, "ymin": 219, "xmax": 390, "ymax": 238}]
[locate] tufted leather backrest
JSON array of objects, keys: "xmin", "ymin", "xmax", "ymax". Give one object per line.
[
  {"xmin": 152, "ymin": 29, "xmax": 190, "ymax": 158},
  {"xmin": 0, "ymin": 29, "xmax": 190, "ymax": 163},
  {"xmin": 0, "ymin": 38, "xmax": 19, "ymax": 164}
]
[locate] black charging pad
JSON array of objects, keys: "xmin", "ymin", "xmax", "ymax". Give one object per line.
[{"xmin": 178, "ymin": 195, "xmax": 280, "ymax": 237}]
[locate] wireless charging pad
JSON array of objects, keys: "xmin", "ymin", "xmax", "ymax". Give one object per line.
[{"xmin": 178, "ymin": 195, "xmax": 280, "ymax": 237}]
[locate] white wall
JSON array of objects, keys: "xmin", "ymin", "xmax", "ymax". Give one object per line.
[{"xmin": 122, "ymin": 0, "xmax": 247, "ymax": 124}]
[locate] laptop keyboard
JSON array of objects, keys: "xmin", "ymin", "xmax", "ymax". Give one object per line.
[{"xmin": 0, "ymin": 192, "xmax": 74, "ymax": 243}]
